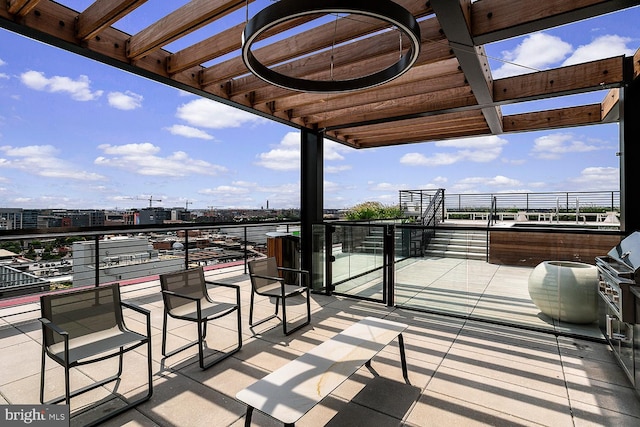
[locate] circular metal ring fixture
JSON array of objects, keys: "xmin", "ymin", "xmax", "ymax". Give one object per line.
[{"xmin": 242, "ymin": 0, "xmax": 421, "ymax": 93}]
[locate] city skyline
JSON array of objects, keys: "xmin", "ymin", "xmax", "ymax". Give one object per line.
[{"xmin": 0, "ymin": 3, "xmax": 638, "ymax": 211}]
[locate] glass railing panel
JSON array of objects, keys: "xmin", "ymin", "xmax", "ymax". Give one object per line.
[
  {"xmin": 73, "ymin": 232, "xmax": 185, "ymax": 288},
  {"xmin": 0, "ymin": 221, "xmax": 301, "ymax": 305},
  {"xmin": 330, "ymin": 224, "xmax": 384, "ymax": 302},
  {"xmin": 311, "ymin": 224, "xmax": 326, "ymax": 292}
]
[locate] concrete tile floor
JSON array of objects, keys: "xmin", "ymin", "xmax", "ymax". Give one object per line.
[{"xmin": 0, "ymin": 263, "xmax": 638, "ymax": 426}]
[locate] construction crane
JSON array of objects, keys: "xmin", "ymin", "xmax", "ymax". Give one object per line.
[
  {"xmin": 144, "ymin": 196, "xmax": 162, "ymax": 207},
  {"xmin": 185, "ymin": 200, "xmax": 192, "ymax": 211},
  {"xmin": 123, "ymin": 196, "xmax": 162, "ymax": 208}
]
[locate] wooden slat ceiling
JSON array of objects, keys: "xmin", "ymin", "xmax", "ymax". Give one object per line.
[{"xmin": 2, "ymin": 0, "xmax": 639, "ymax": 149}]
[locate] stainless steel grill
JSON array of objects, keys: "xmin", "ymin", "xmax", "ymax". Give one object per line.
[
  {"xmin": 596, "ymin": 232, "xmax": 640, "ymax": 323},
  {"xmin": 596, "ymin": 231, "xmax": 640, "ymax": 393}
]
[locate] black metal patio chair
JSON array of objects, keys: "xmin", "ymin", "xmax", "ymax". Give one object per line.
[
  {"xmin": 39, "ymin": 283, "xmax": 152, "ymax": 427},
  {"xmin": 247, "ymin": 256, "xmax": 311, "ymax": 335},
  {"xmin": 159, "ymin": 267, "xmax": 242, "ymax": 369}
]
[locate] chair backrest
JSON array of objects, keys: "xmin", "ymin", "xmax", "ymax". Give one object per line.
[
  {"xmin": 40, "ymin": 283, "xmax": 123, "ymax": 348},
  {"xmin": 160, "ymin": 267, "xmax": 206, "ymax": 314},
  {"xmin": 248, "ymin": 257, "xmax": 280, "ymax": 292}
]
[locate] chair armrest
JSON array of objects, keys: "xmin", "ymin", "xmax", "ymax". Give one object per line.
[
  {"xmin": 121, "ymin": 301, "xmax": 150, "ymax": 316},
  {"xmin": 206, "ymin": 280, "xmax": 241, "ymax": 307},
  {"xmin": 162, "ymin": 290, "xmax": 200, "ymax": 302},
  {"xmin": 250, "ymin": 274, "xmax": 284, "ymax": 282},
  {"xmin": 39, "ymin": 318, "xmax": 68, "ymax": 337},
  {"xmin": 205, "ymin": 280, "xmax": 240, "ymax": 291},
  {"xmin": 277, "ymin": 267, "xmax": 310, "ymax": 275},
  {"xmin": 121, "ymin": 301, "xmax": 151, "ymax": 337}
]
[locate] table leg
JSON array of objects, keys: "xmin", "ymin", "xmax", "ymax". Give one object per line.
[
  {"xmin": 244, "ymin": 406, "xmax": 253, "ymax": 427},
  {"xmin": 398, "ymin": 333, "xmax": 409, "ymax": 384}
]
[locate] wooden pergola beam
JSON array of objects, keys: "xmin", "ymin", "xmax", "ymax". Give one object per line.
[
  {"xmin": 322, "ymin": 57, "xmax": 626, "ymax": 132},
  {"xmin": 502, "ymin": 104, "xmax": 602, "ymax": 132},
  {"xmin": 76, "ymin": 0, "xmax": 147, "ymax": 41},
  {"xmin": 7, "ymin": 0, "xmax": 41, "ymax": 17},
  {"xmin": 166, "ymin": 16, "xmax": 317, "ymax": 75},
  {"xmin": 126, "ymin": 0, "xmax": 249, "ymax": 60},
  {"xmin": 264, "ymin": 58, "xmax": 461, "ymax": 114},
  {"xmin": 601, "ymin": 89, "xmax": 620, "ymax": 122},
  {"xmin": 287, "ymin": 73, "xmax": 467, "ymax": 120},
  {"xmin": 493, "ymin": 56, "xmax": 625, "ymax": 103},
  {"xmin": 353, "ymin": 124, "xmax": 493, "ymax": 148},
  {"xmin": 316, "ymin": 86, "xmax": 478, "ymax": 130},
  {"xmin": 340, "ymin": 113, "xmax": 486, "ymax": 141},
  {"xmin": 471, "ymin": 0, "xmax": 640, "ymax": 45}
]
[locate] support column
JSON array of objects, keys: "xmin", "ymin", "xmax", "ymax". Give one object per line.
[
  {"xmin": 619, "ymin": 56, "xmax": 640, "ymax": 234},
  {"xmin": 300, "ymin": 129, "xmax": 323, "ymax": 285}
]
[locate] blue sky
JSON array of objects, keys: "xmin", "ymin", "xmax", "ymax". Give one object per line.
[{"xmin": 0, "ymin": 3, "xmax": 638, "ymax": 211}]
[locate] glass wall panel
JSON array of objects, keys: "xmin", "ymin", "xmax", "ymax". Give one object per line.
[{"xmin": 392, "ymin": 224, "xmax": 617, "ymax": 340}]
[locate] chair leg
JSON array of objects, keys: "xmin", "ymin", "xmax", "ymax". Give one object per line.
[
  {"xmin": 40, "ymin": 345, "xmax": 46, "ymax": 404},
  {"xmin": 197, "ymin": 319, "xmax": 206, "ymax": 369},
  {"xmin": 249, "ymin": 289, "xmax": 255, "ymax": 325},
  {"xmin": 162, "ymin": 309, "xmax": 168, "ymax": 356},
  {"xmin": 198, "ymin": 309, "xmax": 243, "ymax": 370},
  {"xmin": 283, "ymin": 288, "xmax": 311, "ymax": 336},
  {"xmin": 249, "ymin": 290, "xmax": 279, "ymax": 328},
  {"xmin": 64, "ymin": 364, "xmax": 71, "ymax": 405}
]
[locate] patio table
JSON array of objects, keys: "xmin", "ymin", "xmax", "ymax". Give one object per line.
[{"xmin": 236, "ymin": 316, "xmax": 408, "ymax": 426}]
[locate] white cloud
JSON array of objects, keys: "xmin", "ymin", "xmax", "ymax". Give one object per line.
[
  {"xmin": 493, "ymin": 33, "xmax": 636, "ymax": 79},
  {"xmin": 0, "ymin": 73, "xmax": 8, "ymax": 79},
  {"xmin": 568, "ymin": 166, "xmax": 619, "ymax": 191},
  {"xmin": 0, "ymin": 144, "xmax": 105, "ymax": 180},
  {"xmin": 451, "ymin": 175, "xmax": 522, "ymax": 192},
  {"xmin": 0, "ymin": 58, "xmax": 5, "ymax": 66},
  {"xmin": 562, "ymin": 35, "xmax": 635, "ymax": 66},
  {"xmin": 199, "ymin": 185, "xmax": 251, "ymax": 195},
  {"xmin": 530, "ymin": 133, "xmax": 605, "ymax": 160},
  {"xmin": 20, "ymin": 70, "xmax": 103, "ymax": 101},
  {"xmin": 255, "ymin": 132, "xmax": 301, "ymax": 171},
  {"xmin": 165, "ymin": 124, "xmax": 214, "ymax": 140},
  {"xmin": 400, "ymin": 136, "xmax": 508, "ymax": 166},
  {"xmin": 176, "ymin": 98, "xmax": 267, "ymax": 129},
  {"xmin": 370, "ymin": 182, "xmax": 406, "ymax": 192},
  {"xmin": 325, "ymin": 165, "xmax": 352, "ymax": 173},
  {"xmin": 107, "ymin": 91, "xmax": 143, "ymax": 110},
  {"xmin": 492, "ymin": 33, "xmax": 573, "ymax": 78},
  {"xmin": 324, "ymin": 140, "xmax": 350, "ymax": 161},
  {"xmin": 94, "ymin": 143, "xmax": 226, "ymax": 177}
]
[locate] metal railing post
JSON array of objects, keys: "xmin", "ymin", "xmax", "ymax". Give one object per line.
[
  {"xmin": 326, "ymin": 224, "xmax": 334, "ymax": 295},
  {"xmin": 244, "ymin": 226, "xmax": 248, "ymax": 274},
  {"xmin": 184, "ymin": 230, "xmax": 189, "ymax": 270},
  {"xmin": 94, "ymin": 235, "xmax": 100, "ymax": 287},
  {"xmin": 384, "ymin": 224, "xmax": 395, "ymax": 307}
]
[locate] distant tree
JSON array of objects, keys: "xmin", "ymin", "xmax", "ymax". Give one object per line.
[
  {"xmin": 0, "ymin": 241, "xmax": 22, "ymax": 254},
  {"xmin": 25, "ymin": 247, "xmax": 36, "ymax": 260}
]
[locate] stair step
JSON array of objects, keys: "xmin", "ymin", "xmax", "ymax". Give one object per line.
[
  {"xmin": 424, "ymin": 228, "xmax": 488, "ymax": 259},
  {"xmin": 430, "ymin": 237, "xmax": 486, "ymax": 247},
  {"xmin": 428, "ymin": 243, "xmax": 486, "ymax": 252},
  {"xmin": 424, "ymin": 249, "xmax": 486, "ymax": 260}
]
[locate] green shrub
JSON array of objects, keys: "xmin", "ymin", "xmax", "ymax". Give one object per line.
[{"xmin": 345, "ymin": 201, "xmax": 402, "ymax": 220}]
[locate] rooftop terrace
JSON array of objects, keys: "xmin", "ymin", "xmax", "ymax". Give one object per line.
[{"xmin": 1, "ymin": 261, "xmax": 639, "ymax": 426}]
